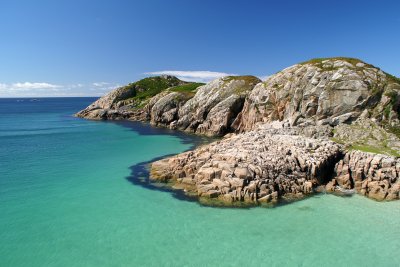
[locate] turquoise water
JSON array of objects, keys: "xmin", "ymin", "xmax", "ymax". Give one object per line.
[{"xmin": 1, "ymin": 98, "xmax": 399, "ymax": 267}]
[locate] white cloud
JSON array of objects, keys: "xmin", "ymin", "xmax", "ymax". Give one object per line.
[
  {"xmin": 144, "ymin": 70, "xmax": 237, "ymax": 82},
  {"xmin": 69, "ymin": 83, "xmax": 84, "ymax": 88},
  {"xmin": 92, "ymin": 82, "xmax": 109, "ymax": 87},
  {"xmin": 89, "ymin": 84, "xmax": 120, "ymax": 92},
  {"xmin": 0, "ymin": 81, "xmax": 122, "ymax": 97},
  {"xmin": 11, "ymin": 82, "xmax": 61, "ymax": 90},
  {"xmin": 0, "ymin": 82, "xmax": 62, "ymax": 92},
  {"xmin": 0, "ymin": 82, "xmax": 64, "ymax": 96},
  {"xmin": 89, "ymin": 82, "xmax": 120, "ymax": 93}
]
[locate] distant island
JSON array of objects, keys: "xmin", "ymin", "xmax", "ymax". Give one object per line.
[{"xmin": 76, "ymin": 57, "xmax": 400, "ymax": 206}]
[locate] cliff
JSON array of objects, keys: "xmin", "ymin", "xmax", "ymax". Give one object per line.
[
  {"xmin": 76, "ymin": 75, "xmax": 189, "ymax": 120},
  {"xmin": 76, "ymin": 57, "xmax": 400, "ymax": 205},
  {"xmin": 76, "ymin": 75, "xmax": 261, "ymax": 136},
  {"xmin": 234, "ymin": 58, "xmax": 400, "ymax": 131}
]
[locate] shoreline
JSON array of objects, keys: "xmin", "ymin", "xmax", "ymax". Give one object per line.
[
  {"xmin": 74, "ymin": 58, "xmax": 400, "ymax": 206},
  {"xmin": 75, "ymin": 114, "xmax": 400, "ymax": 207},
  {"xmin": 149, "ymin": 128, "xmax": 400, "ymax": 206}
]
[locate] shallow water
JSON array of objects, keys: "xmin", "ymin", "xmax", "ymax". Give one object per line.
[{"xmin": 1, "ymin": 98, "xmax": 399, "ymax": 267}]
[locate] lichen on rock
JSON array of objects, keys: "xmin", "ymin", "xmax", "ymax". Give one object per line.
[{"xmin": 234, "ymin": 58, "xmax": 400, "ymax": 132}]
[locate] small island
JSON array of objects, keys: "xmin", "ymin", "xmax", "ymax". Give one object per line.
[{"xmin": 77, "ymin": 57, "xmax": 400, "ymax": 206}]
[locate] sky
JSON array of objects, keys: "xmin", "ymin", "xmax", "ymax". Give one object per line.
[{"xmin": 0, "ymin": 0, "xmax": 399, "ymax": 97}]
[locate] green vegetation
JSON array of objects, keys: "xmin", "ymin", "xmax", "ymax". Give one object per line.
[
  {"xmin": 272, "ymin": 83, "xmax": 283, "ymax": 90},
  {"xmin": 384, "ymin": 90, "xmax": 398, "ymax": 101},
  {"xmin": 168, "ymin": 83, "xmax": 204, "ymax": 99},
  {"xmin": 387, "ymin": 125, "xmax": 400, "ymax": 139},
  {"xmin": 299, "ymin": 57, "xmax": 375, "ymax": 71},
  {"xmin": 331, "ymin": 122, "xmax": 400, "ymax": 157},
  {"xmin": 301, "ymin": 57, "xmax": 363, "ymax": 65},
  {"xmin": 381, "ymin": 89, "xmax": 400, "ymax": 121},
  {"xmin": 370, "ymin": 84, "xmax": 383, "ymax": 98},
  {"xmin": 301, "ymin": 58, "xmax": 400, "ymax": 85},
  {"xmin": 220, "ymin": 76, "xmax": 261, "ymax": 95},
  {"xmin": 117, "ymin": 76, "xmax": 185, "ymax": 107},
  {"xmin": 331, "ymin": 136, "xmax": 400, "ymax": 157},
  {"xmin": 349, "ymin": 144, "xmax": 400, "ymax": 157},
  {"xmin": 330, "ymin": 137, "xmax": 343, "ymax": 144},
  {"xmin": 115, "ymin": 77, "xmax": 206, "ymax": 110},
  {"xmin": 132, "ymin": 76, "xmax": 182, "ymax": 100},
  {"xmin": 385, "ymin": 72, "xmax": 400, "ymax": 85},
  {"xmin": 384, "ymin": 104, "xmax": 392, "ymax": 119},
  {"xmin": 169, "ymin": 83, "xmax": 204, "ymax": 93},
  {"xmin": 222, "ymin": 75, "xmax": 261, "ymax": 84}
]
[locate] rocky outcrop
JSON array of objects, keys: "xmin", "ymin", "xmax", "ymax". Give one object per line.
[
  {"xmin": 333, "ymin": 118, "xmax": 400, "ymax": 156},
  {"xmin": 77, "ymin": 58, "xmax": 400, "ymax": 138},
  {"xmin": 151, "ymin": 128, "xmax": 400, "ymax": 204},
  {"xmin": 76, "ymin": 86, "xmax": 136, "ymax": 120},
  {"xmin": 76, "ymin": 57, "xmax": 400, "ymax": 205},
  {"xmin": 149, "ymin": 92, "xmax": 192, "ymax": 127},
  {"xmin": 76, "ymin": 75, "xmax": 186, "ymax": 120},
  {"xmin": 147, "ymin": 75, "xmax": 261, "ymax": 135},
  {"xmin": 176, "ymin": 76, "xmax": 261, "ymax": 136},
  {"xmin": 76, "ymin": 75, "xmax": 260, "ymax": 136},
  {"xmin": 327, "ymin": 150, "xmax": 400, "ymax": 201},
  {"xmin": 234, "ymin": 58, "xmax": 400, "ymax": 132},
  {"xmin": 150, "ymin": 129, "xmax": 342, "ymax": 204}
]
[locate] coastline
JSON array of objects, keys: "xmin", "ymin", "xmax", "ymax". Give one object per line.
[
  {"xmin": 109, "ymin": 119, "xmax": 396, "ymax": 207},
  {"xmin": 2, "ymin": 97, "xmax": 400, "ymax": 266},
  {"xmin": 117, "ymin": 120, "xmax": 220, "ymax": 205},
  {"xmin": 75, "ymin": 58, "xmax": 400, "ymax": 206}
]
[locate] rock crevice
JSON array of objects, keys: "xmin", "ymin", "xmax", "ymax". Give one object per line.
[
  {"xmin": 327, "ymin": 150, "xmax": 400, "ymax": 201},
  {"xmin": 150, "ymin": 129, "xmax": 344, "ymax": 204}
]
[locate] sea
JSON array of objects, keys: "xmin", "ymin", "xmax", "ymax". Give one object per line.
[{"xmin": 0, "ymin": 97, "xmax": 399, "ymax": 267}]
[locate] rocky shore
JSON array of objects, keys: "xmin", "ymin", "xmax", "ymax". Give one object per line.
[
  {"xmin": 76, "ymin": 75, "xmax": 261, "ymax": 137},
  {"xmin": 150, "ymin": 127, "xmax": 400, "ymax": 205},
  {"xmin": 329, "ymin": 150, "xmax": 400, "ymax": 201},
  {"xmin": 76, "ymin": 57, "xmax": 400, "ymax": 205},
  {"xmin": 150, "ymin": 128, "xmax": 343, "ymax": 205}
]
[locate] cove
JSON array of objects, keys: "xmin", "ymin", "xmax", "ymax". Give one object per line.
[{"xmin": 0, "ymin": 98, "xmax": 399, "ymax": 267}]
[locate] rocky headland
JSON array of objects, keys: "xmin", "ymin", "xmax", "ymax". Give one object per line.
[{"xmin": 76, "ymin": 57, "xmax": 400, "ymax": 205}]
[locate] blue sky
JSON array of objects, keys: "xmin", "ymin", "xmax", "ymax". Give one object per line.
[{"xmin": 0, "ymin": 0, "xmax": 399, "ymax": 97}]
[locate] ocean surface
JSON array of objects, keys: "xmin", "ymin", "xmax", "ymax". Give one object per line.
[{"xmin": 0, "ymin": 97, "xmax": 399, "ymax": 267}]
